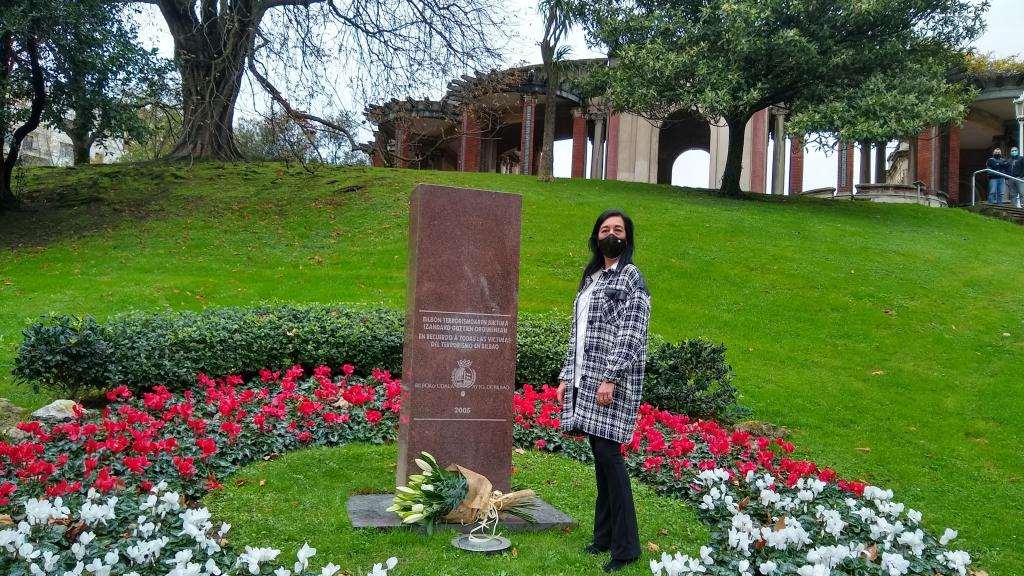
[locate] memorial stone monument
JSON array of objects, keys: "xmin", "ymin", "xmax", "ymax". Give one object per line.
[{"xmin": 396, "ymin": 184, "xmax": 521, "ymax": 492}]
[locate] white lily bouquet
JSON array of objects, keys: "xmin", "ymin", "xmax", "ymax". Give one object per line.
[{"xmin": 388, "ymin": 452, "xmax": 538, "ymax": 536}]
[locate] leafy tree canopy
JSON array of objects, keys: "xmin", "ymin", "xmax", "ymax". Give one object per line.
[{"xmin": 575, "ymin": 0, "xmax": 987, "ymax": 194}]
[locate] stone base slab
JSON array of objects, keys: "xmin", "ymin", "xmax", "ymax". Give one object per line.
[{"xmin": 347, "ymin": 494, "xmax": 576, "ymax": 533}]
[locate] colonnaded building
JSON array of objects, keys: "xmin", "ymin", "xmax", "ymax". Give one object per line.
[{"xmin": 364, "ymin": 60, "xmax": 1024, "ymax": 208}]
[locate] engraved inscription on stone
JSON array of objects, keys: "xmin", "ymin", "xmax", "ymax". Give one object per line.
[{"xmin": 418, "ymin": 313, "xmax": 514, "ymax": 351}]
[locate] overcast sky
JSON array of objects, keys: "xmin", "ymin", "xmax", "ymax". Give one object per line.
[{"xmin": 136, "ymin": 0, "xmax": 1022, "ymax": 188}]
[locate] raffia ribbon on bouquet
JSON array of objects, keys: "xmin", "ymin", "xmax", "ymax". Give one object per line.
[{"xmin": 443, "ymin": 464, "xmax": 536, "ymax": 532}]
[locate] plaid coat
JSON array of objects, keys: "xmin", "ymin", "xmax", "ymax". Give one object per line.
[{"xmin": 558, "ymin": 263, "xmax": 650, "ymax": 445}]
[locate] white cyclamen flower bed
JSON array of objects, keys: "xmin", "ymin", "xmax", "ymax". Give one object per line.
[
  {"xmin": 0, "ymin": 482, "xmax": 397, "ymax": 576},
  {"xmin": 650, "ymin": 469, "xmax": 972, "ymax": 576}
]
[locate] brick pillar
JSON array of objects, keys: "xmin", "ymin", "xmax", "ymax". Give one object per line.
[
  {"xmin": 788, "ymin": 137, "xmax": 804, "ymax": 195},
  {"xmin": 395, "ymin": 123, "xmax": 410, "ymax": 169},
  {"xmin": 459, "ymin": 108, "xmax": 481, "ymax": 172},
  {"xmin": 945, "ymin": 124, "xmax": 961, "ymax": 205},
  {"xmin": 571, "ymin": 109, "xmax": 587, "ymax": 178},
  {"xmin": 750, "ymin": 108, "xmax": 769, "ymax": 194},
  {"xmin": 837, "ymin": 142, "xmax": 855, "ymax": 195},
  {"xmin": 520, "ymin": 96, "xmax": 537, "ymax": 175},
  {"xmin": 370, "ymin": 133, "xmax": 386, "ymax": 167},
  {"xmin": 915, "ymin": 127, "xmax": 933, "ymax": 186},
  {"xmin": 606, "ymin": 112, "xmax": 619, "ymax": 181}
]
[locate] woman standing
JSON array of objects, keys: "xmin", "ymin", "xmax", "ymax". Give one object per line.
[{"xmin": 556, "ymin": 209, "xmax": 650, "ymax": 572}]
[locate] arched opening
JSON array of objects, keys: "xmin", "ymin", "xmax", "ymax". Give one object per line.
[
  {"xmin": 671, "ymin": 149, "xmax": 711, "ymax": 188},
  {"xmin": 657, "ymin": 111, "xmax": 710, "ymax": 185}
]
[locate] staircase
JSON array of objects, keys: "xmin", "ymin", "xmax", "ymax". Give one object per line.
[{"xmin": 975, "ymin": 204, "xmax": 1024, "ymax": 225}]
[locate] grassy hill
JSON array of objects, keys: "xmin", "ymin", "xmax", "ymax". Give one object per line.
[{"xmin": 1, "ymin": 162, "xmax": 1022, "ymax": 573}]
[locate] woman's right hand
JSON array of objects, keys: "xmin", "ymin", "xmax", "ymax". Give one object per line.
[{"xmin": 557, "ymin": 380, "xmax": 567, "ymax": 405}]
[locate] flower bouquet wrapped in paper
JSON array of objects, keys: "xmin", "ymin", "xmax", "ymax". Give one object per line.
[{"xmin": 388, "ymin": 452, "xmax": 537, "ymax": 535}]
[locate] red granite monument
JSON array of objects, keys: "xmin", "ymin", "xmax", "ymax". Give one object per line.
[{"xmin": 396, "ymin": 184, "xmax": 522, "ymax": 492}]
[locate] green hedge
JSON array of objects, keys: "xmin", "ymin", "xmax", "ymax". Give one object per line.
[
  {"xmin": 14, "ymin": 304, "xmax": 568, "ymax": 397},
  {"xmin": 14, "ymin": 304, "xmax": 745, "ymax": 420}
]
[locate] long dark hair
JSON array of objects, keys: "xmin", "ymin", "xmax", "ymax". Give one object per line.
[{"xmin": 579, "ymin": 209, "xmax": 636, "ymax": 290}]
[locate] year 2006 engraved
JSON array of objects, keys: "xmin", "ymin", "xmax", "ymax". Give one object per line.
[{"xmin": 454, "ymin": 407, "xmax": 471, "ymax": 415}]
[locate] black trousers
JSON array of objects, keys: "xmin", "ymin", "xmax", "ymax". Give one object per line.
[{"xmin": 588, "ymin": 434, "xmax": 640, "ymax": 561}]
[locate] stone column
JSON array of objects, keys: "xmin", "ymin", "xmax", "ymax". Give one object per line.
[
  {"xmin": 788, "ymin": 137, "xmax": 804, "ymax": 195},
  {"xmin": 858, "ymin": 141, "xmax": 871, "ymax": 186},
  {"xmin": 873, "ymin": 143, "xmax": 887, "ymax": 183},
  {"xmin": 906, "ymin": 138, "xmax": 918, "ymax": 185},
  {"xmin": 590, "ymin": 111, "xmax": 606, "ymax": 180},
  {"xmin": 520, "ymin": 96, "xmax": 538, "ymax": 175},
  {"xmin": 837, "ymin": 142, "xmax": 855, "ymax": 195},
  {"xmin": 459, "ymin": 108, "xmax": 481, "ymax": 173},
  {"xmin": 770, "ymin": 110, "xmax": 786, "ymax": 195},
  {"xmin": 571, "ymin": 108, "xmax": 587, "ymax": 178},
  {"xmin": 606, "ymin": 112, "xmax": 620, "ymax": 181}
]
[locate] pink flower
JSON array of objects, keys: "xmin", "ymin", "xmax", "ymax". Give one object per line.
[{"xmin": 534, "ymin": 439, "xmax": 547, "ymax": 450}]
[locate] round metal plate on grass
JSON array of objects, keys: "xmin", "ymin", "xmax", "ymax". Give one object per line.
[{"xmin": 450, "ymin": 534, "xmax": 512, "ymax": 554}]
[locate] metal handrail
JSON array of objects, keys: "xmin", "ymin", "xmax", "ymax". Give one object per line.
[{"xmin": 971, "ymin": 168, "xmax": 1024, "ymax": 206}]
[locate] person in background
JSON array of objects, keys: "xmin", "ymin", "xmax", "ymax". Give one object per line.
[
  {"xmin": 986, "ymin": 148, "xmax": 1009, "ymax": 206},
  {"xmin": 1008, "ymin": 146, "xmax": 1024, "ymax": 208},
  {"xmin": 557, "ymin": 209, "xmax": 650, "ymax": 573}
]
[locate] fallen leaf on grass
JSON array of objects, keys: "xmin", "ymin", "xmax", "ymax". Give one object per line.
[
  {"xmin": 510, "ymin": 548, "xmax": 518, "ymax": 558},
  {"xmin": 259, "ymin": 479, "xmax": 267, "ymax": 487},
  {"xmin": 854, "ymin": 447, "xmax": 871, "ymax": 453},
  {"xmin": 871, "ymin": 370, "xmax": 886, "ymax": 376},
  {"xmin": 883, "ymin": 309, "xmax": 895, "ymax": 316},
  {"xmin": 513, "ymin": 448, "xmax": 526, "ymax": 454},
  {"xmin": 234, "ymin": 479, "xmax": 248, "ymax": 487},
  {"xmin": 647, "ymin": 542, "xmax": 660, "ymax": 552},
  {"xmin": 657, "ymin": 529, "xmax": 669, "ymax": 536}
]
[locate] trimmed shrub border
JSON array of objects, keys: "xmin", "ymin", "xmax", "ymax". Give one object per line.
[{"xmin": 14, "ymin": 305, "xmax": 744, "ymax": 420}]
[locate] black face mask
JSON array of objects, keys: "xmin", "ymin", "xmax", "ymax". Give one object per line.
[{"xmin": 598, "ymin": 235, "xmax": 627, "ymax": 258}]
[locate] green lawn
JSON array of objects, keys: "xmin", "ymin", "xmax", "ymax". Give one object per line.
[
  {"xmin": 1, "ymin": 162, "xmax": 1022, "ymax": 572},
  {"xmin": 204, "ymin": 444, "xmax": 707, "ymax": 575}
]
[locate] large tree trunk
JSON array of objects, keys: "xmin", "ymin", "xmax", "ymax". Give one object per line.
[
  {"xmin": 1, "ymin": 38, "xmax": 45, "ymax": 211},
  {"xmin": 67, "ymin": 107, "xmax": 96, "ymax": 165},
  {"xmin": 720, "ymin": 115, "xmax": 750, "ymax": 197},
  {"xmin": 157, "ymin": 1, "xmax": 257, "ymax": 162},
  {"xmin": 72, "ymin": 138, "xmax": 93, "ymax": 165},
  {"xmin": 537, "ymin": 42, "xmax": 558, "ymax": 182}
]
